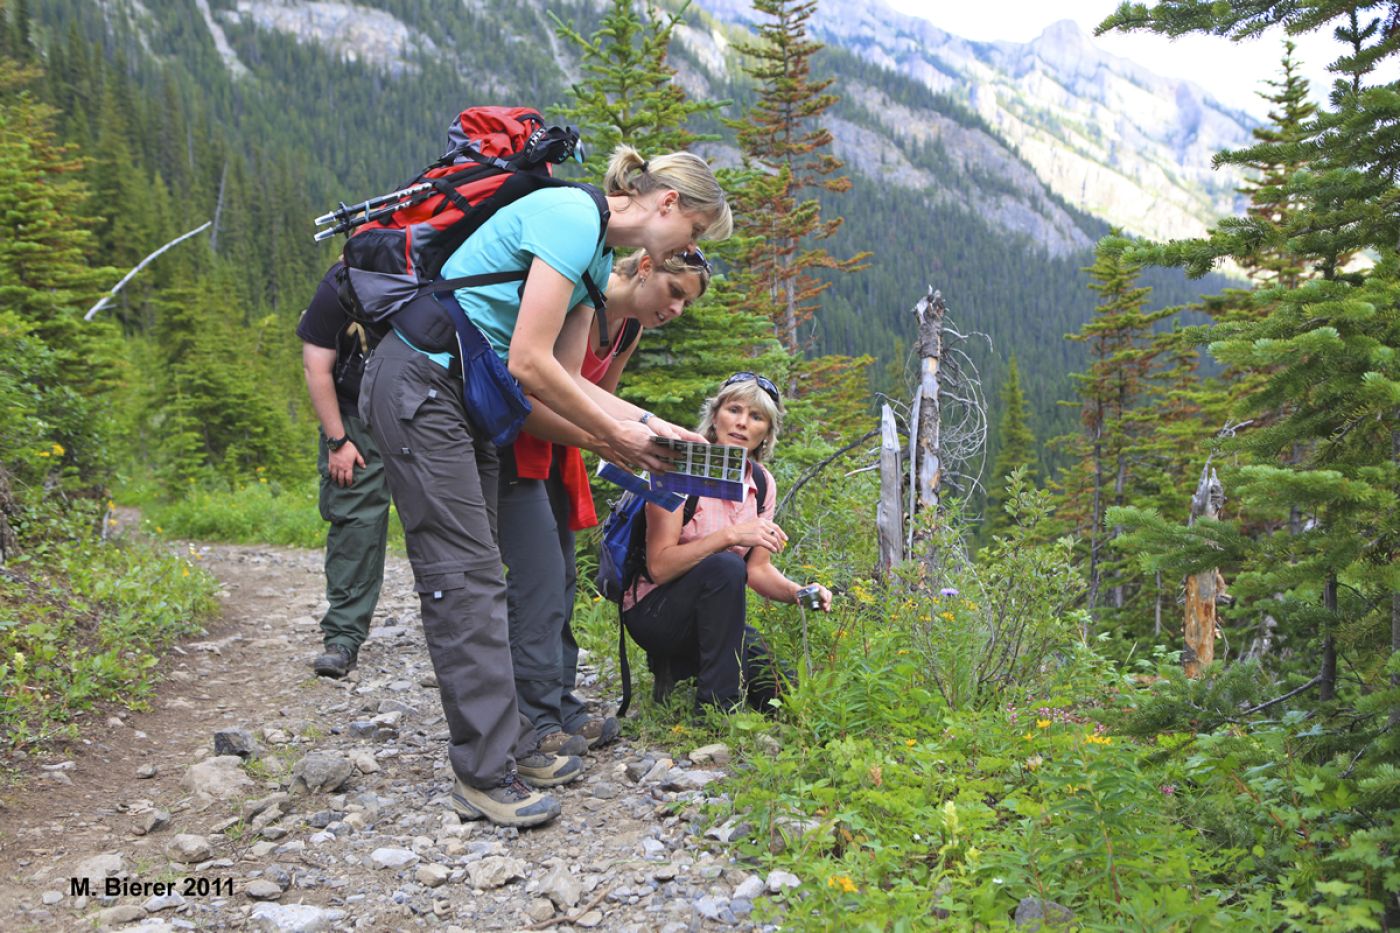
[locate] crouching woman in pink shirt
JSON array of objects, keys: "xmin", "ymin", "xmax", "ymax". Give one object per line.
[{"xmin": 621, "ymin": 373, "xmax": 833, "ymax": 713}]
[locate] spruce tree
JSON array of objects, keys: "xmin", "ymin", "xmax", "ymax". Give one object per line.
[
  {"xmin": 548, "ymin": 0, "xmax": 786, "ymax": 427},
  {"xmin": 985, "ymin": 355, "xmax": 1038, "ymax": 539},
  {"xmin": 1102, "ymin": 6, "xmax": 1399, "ymax": 919},
  {"xmin": 1056, "ymin": 235, "xmax": 1171, "ymax": 627},
  {"xmin": 726, "ymin": 0, "xmax": 867, "ymax": 364},
  {"xmin": 550, "ymin": 0, "xmax": 721, "ymax": 165}
]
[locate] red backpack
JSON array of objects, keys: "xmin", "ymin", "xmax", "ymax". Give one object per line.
[{"xmin": 314, "ymin": 106, "xmax": 610, "ymax": 332}]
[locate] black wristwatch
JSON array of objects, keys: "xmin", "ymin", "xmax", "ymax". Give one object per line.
[{"xmin": 326, "ymin": 434, "xmax": 351, "ymax": 452}]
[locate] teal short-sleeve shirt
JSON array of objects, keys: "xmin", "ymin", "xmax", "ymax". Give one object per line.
[{"xmin": 438, "ymin": 186, "xmax": 613, "ymax": 360}]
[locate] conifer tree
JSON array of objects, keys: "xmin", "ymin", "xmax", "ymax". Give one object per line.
[
  {"xmin": 1057, "ymin": 236, "xmax": 1171, "ymax": 623},
  {"xmin": 1102, "ymin": 10, "xmax": 1398, "ymax": 914},
  {"xmin": 727, "ymin": 0, "xmax": 867, "ymax": 363},
  {"xmin": 985, "ymin": 355, "xmax": 1038, "ymax": 538},
  {"xmin": 0, "ymin": 56, "xmax": 120, "ymax": 493},
  {"xmin": 550, "ymin": 0, "xmax": 721, "ymax": 166},
  {"xmin": 549, "ymin": 0, "xmax": 786, "ymax": 426}
]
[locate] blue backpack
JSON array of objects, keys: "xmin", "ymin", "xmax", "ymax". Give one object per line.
[{"xmin": 596, "ymin": 467, "xmax": 767, "ymax": 714}]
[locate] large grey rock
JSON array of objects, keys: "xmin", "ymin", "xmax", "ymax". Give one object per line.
[
  {"xmin": 245, "ymin": 879, "xmax": 283, "ymax": 900},
  {"xmin": 369, "ymin": 847, "xmax": 418, "ymax": 869},
  {"xmin": 466, "ymin": 856, "xmax": 527, "ymax": 890},
  {"xmin": 766, "ymin": 870, "xmax": 801, "ymax": 893},
  {"xmin": 166, "ymin": 833, "xmax": 213, "ymax": 863},
  {"xmin": 416, "ymin": 863, "xmax": 450, "ymax": 888},
  {"xmin": 288, "ymin": 753, "xmax": 353, "ymax": 795},
  {"xmin": 249, "ymin": 903, "xmax": 346, "ymax": 932},
  {"xmin": 213, "ymin": 728, "xmax": 258, "ymax": 759},
  {"xmin": 76, "ymin": 851, "xmax": 125, "ymax": 885},
  {"xmin": 733, "ymin": 875, "xmax": 765, "ymax": 900},
  {"xmin": 662, "ymin": 769, "xmax": 723, "ymax": 792},
  {"xmin": 96, "ymin": 904, "xmax": 147, "ymax": 925},
  {"xmin": 536, "ymin": 861, "xmax": 582, "ymax": 909},
  {"xmin": 182, "ymin": 756, "xmax": 253, "ymax": 800},
  {"xmin": 688, "ymin": 743, "xmax": 731, "ymax": 767},
  {"xmin": 143, "ymin": 891, "xmax": 186, "ymax": 912},
  {"xmin": 1014, "ymin": 897, "xmax": 1074, "ymax": 930}
]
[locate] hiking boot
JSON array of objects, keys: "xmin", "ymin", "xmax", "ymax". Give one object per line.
[
  {"xmin": 313, "ymin": 643, "xmax": 357, "ymax": 678},
  {"xmin": 536, "ymin": 731, "xmax": 589, "ymax": 757},
  {"xmin": 451, "ymin": 775, "xmax": 560, "ymax": 828},
  {"xmin": 516, "ymin": 750, "xmax": 584, "ymax": 788},
  {"xmin": 577, "ymin": 716, "xmax": 620, "ymax": 749}
]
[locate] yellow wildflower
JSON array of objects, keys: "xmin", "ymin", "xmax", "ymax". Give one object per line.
[
  {"xmin": 905, "ymin": 738, "xmax": 917, "ymax": 747},
  {"xmin": 51, "ymin": 442, "xmax": 64, "ymax": 456},
  {"xmin": 827, "ymin": 875, "xmax": 858, "ymax": 894},
  {"xmin": 1022, "ymin": 732, "xmax": 1034, "ymax": 741},
  {"xmin": 1036, "ymin": 719, "xmax": 1051, "ymax": 729},
  {"xmin": 939, "ymin": 612, "xmax": 955, "ymax": 622},
  {"xmin": 36, "ymin": 450, "xmax": 50, "ymax": 458}
]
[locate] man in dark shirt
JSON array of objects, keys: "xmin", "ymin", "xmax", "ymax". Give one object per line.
[{"xmin": 296, "ymin": 263, "xmax": 389, "ymax": 677}]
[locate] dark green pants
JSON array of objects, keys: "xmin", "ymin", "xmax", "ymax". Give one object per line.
[{"xmin": 317, "ymin": 409, "xmax": 390, "ymax": 652}]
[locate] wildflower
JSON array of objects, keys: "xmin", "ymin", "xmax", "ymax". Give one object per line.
[
  {"xmin": 181, "ymin": 567, "xmax": 190, "ymax": 577},
  {"xmin": 896, "ymin": 649, "xmax": 909, "ymax": 655},
  {"xmin": 905, "ymin": 738, "xmax": 917, "ymax": 747},
  {"xmin": 827, "ymin": 875, "xmax": 858, "ymax": 894},
  {"xmin": 671, "ymin": 724, "xmax": 685, "ymax": 734},
  {"xmin": 1084, "ymin": 733, "xmax": 1112, "ymax": 746},
  {"xmin": 1160, "ymin": 784, "xmax": 1176, "ymax": 796},
  {"xmin": 37, "ymin": 450, "xmax": 50, "ymax": 458},
  {"xmin": 1036, "ymin": 719, "xmax": 1051, "ymax": 729},
  {"xmin": 869, "ymin": 765, "xmax": 883, "ymax": 786},
  {"xmin": 1025, "ymin": 754, "xmax": 1043, "ymax": 771},
  {"xmin": 940, "ymin": 587, "xmax": 959, "ymax": 597},
  {"xmin": 939, "ymin": 612, "xmax": 955, "ymax": 622},
  {"xmin": 51, "ymin": 442, "xmax": 65, "ymax": 456},
  {"xmin": 1022, "ymin": 732, "xmax": 1034, "ymax": 741}
]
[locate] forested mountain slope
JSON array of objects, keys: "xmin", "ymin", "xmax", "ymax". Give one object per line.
[{"xmin": 34, "ymin": 0, "xmax": 1233, "ymax": 451}]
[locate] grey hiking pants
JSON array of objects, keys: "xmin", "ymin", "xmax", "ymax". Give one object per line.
[
  {"xmin": 359, "ymin": 334, "xmax": 536, "ymax": 789},
  {"xmin": 498, "ymin": 447, "xmax": 590, "ymax": 737}
]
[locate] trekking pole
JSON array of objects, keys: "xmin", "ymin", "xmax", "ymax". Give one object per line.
[{"xmin": 311, "ymin": 181, "xmax": 438, "ymax": 242}]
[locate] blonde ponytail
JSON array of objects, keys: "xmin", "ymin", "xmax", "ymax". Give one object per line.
[{"xmin": 603, "ymin": 145, "xmax": 733, "ymax": 242}]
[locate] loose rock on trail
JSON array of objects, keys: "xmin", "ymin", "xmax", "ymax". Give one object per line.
[{"xmin": 0, "ymin": 543, "xmax": 779, "ymax": 931}]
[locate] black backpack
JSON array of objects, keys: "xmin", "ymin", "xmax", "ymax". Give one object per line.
[{"xmin": 602, "ymin": 467, "xmax": 768, "ymax": 716}]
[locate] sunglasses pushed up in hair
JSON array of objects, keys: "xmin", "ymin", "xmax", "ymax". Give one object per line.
[
  {"xmin": 723, "ymin": 371, "xmax": 781, "ymax": 407},
  {"xmin": 675, "ymin": 248, "xmax": 712, "ymax": 275}
]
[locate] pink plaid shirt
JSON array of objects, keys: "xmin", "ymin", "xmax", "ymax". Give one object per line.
[{"xmin": 623, "ymin": 461, "xmax": 776, "ymax": 611}]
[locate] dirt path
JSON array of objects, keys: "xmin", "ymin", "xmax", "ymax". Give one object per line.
[{"xmin": 0, "ymin": 543, "xmax": 765, "ymax": 931}]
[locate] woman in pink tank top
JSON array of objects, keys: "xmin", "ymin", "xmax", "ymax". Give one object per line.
[{"xmin": 499, "ymin": 251, "xmax": 712, "ymax": 755}]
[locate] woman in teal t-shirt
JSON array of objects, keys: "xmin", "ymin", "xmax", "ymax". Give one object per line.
[{"xmin": 359, "ymin": 145, "xmax": 731, "ymax": 830}]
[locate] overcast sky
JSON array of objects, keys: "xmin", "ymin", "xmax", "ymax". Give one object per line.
[{"xmin": 881, "ymin": 0, "xmax": 1380, "ymax": 119}]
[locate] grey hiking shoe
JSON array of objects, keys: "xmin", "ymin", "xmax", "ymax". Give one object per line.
[
  {"xmin": 577, "ymin": 716, "xmax": 620, "ymax": 749},
  {"xmin": 536, "ymin": 731, "xmax": 589, "ymax": 757},
  {"xmin": 313, "ymin": 643, "xmax": 357, "ymax": 678},
  {"xmin": 516, "ymin": 750, "xmax": 584, "ymax": 787},
  {"xmin": 452, "ymin": 775, "xmax": 560, "ymax": 828}
]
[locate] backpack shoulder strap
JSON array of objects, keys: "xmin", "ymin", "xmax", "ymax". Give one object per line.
[
  {"xmin": 754, "ymin": 464, "xmax": 770, "ymax": 516},
  {"xmin": 613, "ymin": 317, "xmax": 642, "ymax": 358}
]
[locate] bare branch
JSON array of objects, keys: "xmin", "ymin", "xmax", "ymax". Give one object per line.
[{"xmin": 85, "ymin": 222, "xmax": 213, "ymax": 321}]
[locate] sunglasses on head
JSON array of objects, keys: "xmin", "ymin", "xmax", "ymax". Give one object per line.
[
  {"xmin": 675, "ymin": 248, "xmax": 712, "ymax": 275},
  {"xmin": 722, "ymin": 371, "xmax": 781, "ymax": 406}
]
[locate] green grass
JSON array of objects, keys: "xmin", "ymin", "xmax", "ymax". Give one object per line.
[
  {"xmin": 0, "ymin": 504, "xmax": 221, "ymax": 751},
  {"xmin": 136, "ymin": 479, "xmax": 405, "ymax": 553}
]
